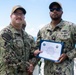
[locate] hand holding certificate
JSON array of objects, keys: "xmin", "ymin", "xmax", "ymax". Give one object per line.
[{"xmin": 38, "ymin": 40, "xmax": 64, "ymax": 62}]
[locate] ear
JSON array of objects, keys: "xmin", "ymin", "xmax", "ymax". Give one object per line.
[
  {"xmin": 24, "ymin": 16, "xmax": 25, "ymax": 19},
  {"xmin": 61, "ymin": 11, "xmax": 63, "ymax": 14}
]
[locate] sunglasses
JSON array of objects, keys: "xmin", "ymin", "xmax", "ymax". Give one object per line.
[{"xmin": 50, "ymin": 8, "xmax": 62, "ymax": 12}]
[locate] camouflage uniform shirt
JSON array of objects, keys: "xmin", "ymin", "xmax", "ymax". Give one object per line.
[
  {"xmin": 36, "ymin": 20, "xmax": 76, "ymax": 75},
  {"xmin": 0, "ymin": 24, "xmax": 35, "ymax": 75}
]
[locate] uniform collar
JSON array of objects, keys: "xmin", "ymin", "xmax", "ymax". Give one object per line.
[
  {"xmin": 9, "ymin": 24, "xmax": 23, "ymax": 34},
  {"xmin": 46, "ymin": 19, "xmax": 64, "ymax": 31}
]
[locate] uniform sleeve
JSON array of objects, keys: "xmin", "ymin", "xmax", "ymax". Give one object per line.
[
  {"xmin": 35, "ymin": 30, "xmax": 42, "ymax": 49},
  {"xmin": 28, "ymin": 35, "xmax": 38, "ymax": 66},
  {"xmin": 66, "ymin": 25, "xmax": 76, "ymax": 60},
  {"xmin": 33, "ymin": 30, "xmax": 42, "ymax": 65},
  {"xmin": 29, "ymin": 35, "xmax": 36, "ymax": 54},
  {"xmin": 28, "ymin": 32, "xmax": 41, "ymax": 66}
]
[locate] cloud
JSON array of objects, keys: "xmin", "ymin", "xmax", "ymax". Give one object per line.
[
  {"xmin": 26, "ymin": 27, "xmax": 37, "ymax": 37},
  {"xmin": 0, "ymin": 25, "xmax": 5, "ymax": 31},
  {"xmin": 26, "ymin": 23, "xmax": 45, "ymax": 37},
  {"xmin": 38, "ymin": 24, "xmax": 45, "ymax": 29}
]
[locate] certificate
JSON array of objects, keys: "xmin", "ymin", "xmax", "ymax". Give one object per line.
[{"xmin": 38, "ymin": 40, "xmax": 64, "ymax": 62}]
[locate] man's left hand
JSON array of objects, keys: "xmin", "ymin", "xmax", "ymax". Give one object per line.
[{"xmin": 55, "ymin": 53, "xmax": 68, "ymax": 64}]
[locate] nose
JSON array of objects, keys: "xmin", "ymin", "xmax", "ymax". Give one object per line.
[{"xmin": 53, "ymin": 9, "xmax": 57, "ymax": 12}]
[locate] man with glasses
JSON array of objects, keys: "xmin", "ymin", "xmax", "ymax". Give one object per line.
[
  {"xmin": 35, "ymin": 2, "xmax": 76, "ymax": 75},
  {"xmin": 0, "ymin": 5, "xmax": 40, "ymax": 75}
]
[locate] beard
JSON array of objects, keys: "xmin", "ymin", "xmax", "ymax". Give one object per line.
[
  {"xmin": 51, "ymin": 16, "xmax": 61, "ymax": 21},
  {"xmin": 51, "ymin": 14, "xmax": 62, "ymax": 21}
]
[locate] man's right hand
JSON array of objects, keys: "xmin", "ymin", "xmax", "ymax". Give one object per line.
[
  {"xmin": 26, "ymin": 63, "xmax": 34, "ymax": 75},
  {"xmin": 34, "ymin": 49, "xmax": 43, "ymax": 56}
]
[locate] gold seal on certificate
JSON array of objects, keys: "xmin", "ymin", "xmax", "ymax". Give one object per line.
[{"xmin": 38, "ymin": 40, "xmax": 64, "ymax": 62}]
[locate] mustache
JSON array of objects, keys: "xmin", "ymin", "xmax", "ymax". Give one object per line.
[
  {"xmin": 52, "ymin": 13, "xmax": 58, "ymax": 15},
  {"xmin": 16, "ymin": 18, "xmax": 22, "ymax": 20}
]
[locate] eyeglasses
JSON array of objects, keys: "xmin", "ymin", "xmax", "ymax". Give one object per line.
[
  {"xmin": 13, "ymin": 12, "xmax": 24, "ymax": 16},
  {"xmin": 50, "ymin": 8, "xmax": 62, "ymax": 12}
]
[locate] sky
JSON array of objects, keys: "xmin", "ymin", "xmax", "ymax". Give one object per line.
[{"xmin": 0, "ymin": 0, "xmax": 76, "ymax": 37}]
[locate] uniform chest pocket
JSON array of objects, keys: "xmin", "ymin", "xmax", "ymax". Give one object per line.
[
  {"xmin": 13, "ymin": 39, "xmax": 24, "ymax": 49},
  {"xmin": 57, "ymin": 30, "xmax": 71, "ymax": 41}
]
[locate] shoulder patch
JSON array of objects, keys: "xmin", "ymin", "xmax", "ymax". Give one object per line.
[{"xmin": 1, "ymin": 33, "xmax": 12, "ymax": 42}]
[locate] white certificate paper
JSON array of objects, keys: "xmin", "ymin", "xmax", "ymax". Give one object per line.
[{"xmin": 38, "ymin": 40, "xmax": 63, "ymax": 62}]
